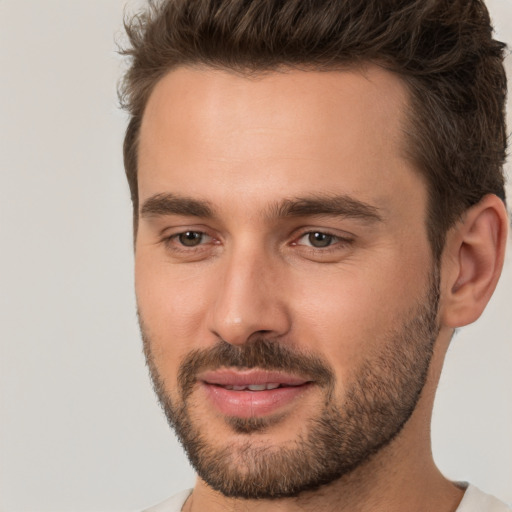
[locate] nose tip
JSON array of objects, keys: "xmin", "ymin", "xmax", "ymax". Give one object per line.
[
  {"xmin": 211, "ymin": 314, "xmax": 284, "ymax": 347},
  {"xmin": 207, "ymin": 257, "xmax": 291, "ymax": 347},
  {"xmin": 216, "ymin": 316, "xmax": 246, "ymax": 346}
]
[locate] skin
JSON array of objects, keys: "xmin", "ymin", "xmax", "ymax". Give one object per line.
[{"xmin": 135, "ymin": 65, "xmax": 508, "ymax": 511}]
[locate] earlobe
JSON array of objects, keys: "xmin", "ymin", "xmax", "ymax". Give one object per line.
[{"xmin": 440, "ymin": 194, "xmax": 508, "ymax": 328}]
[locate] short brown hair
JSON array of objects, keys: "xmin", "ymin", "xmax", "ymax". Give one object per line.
[{"xmin": 119, "ymin": 0, "xmax": 508, "ymax": 258}]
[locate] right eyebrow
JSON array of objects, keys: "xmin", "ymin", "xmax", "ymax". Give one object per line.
[
  {"xmin": 140, "ymin": 193, "xmax": 215, "ymax": 219},
  {"xmin": 271, "ymin": 194, "xmax": 383, "ymax": 222}
]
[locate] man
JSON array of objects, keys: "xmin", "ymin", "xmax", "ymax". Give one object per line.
[{"xmin": 119, "ymin": 0, "xmax": 510, "ymax": 510}]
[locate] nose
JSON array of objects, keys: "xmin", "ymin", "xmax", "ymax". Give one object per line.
[{"xmin": 207, "ymin": 244, "xmax": 291, "ymax": 346}]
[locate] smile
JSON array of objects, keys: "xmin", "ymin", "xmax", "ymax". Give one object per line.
[
  {"xmin": 198, "ymin": 369, "xmax": 313, "ymax": 418},
  {"xmin": 216, "ymin": 383, "xmax": 304, "ymax": 391}
]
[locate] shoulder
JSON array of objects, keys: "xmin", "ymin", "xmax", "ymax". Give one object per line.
[
  {"xmin": 142, "ymin": 489, "xmax": 192, "ymax": 512},
  {"xmin": 456, "ymin": 484, "xmax": 511, "ymax": 512},
  {"xmin": 140, "ymin": 486, "xmax": 511, "ymax": 512}
]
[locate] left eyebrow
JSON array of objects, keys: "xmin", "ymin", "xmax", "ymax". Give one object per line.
[
  {"xmin": 140, "ymin": 193, "xmax": 215, "ymax": 219},
  {"xmin": 270, "ymin": 195, "xmax": 383, "ymax": 223}
]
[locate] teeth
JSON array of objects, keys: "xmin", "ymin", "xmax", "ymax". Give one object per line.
[
  {"xmin": 247, "ymin": 384, "xmax": 267, "ymax": 391},
  {"xmin": 222, "ymin": 383, "xmax": 282, "ymax": 391}
]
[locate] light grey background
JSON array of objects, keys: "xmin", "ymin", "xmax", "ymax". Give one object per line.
[{"xmin": 0, "ymin": 1, "xmax": 510, "ymax": 511}]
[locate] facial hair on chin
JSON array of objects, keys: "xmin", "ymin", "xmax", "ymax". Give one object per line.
[{"xmin": 139, "ymin": 267, "xmax": 440, "ymax": 500}]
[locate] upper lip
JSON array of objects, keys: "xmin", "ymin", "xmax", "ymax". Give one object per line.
[{"xmin": 198, "ymin": 369, "xmax": 310, "ymax": 387}]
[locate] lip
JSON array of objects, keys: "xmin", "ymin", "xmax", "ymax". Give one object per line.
[
  {"xmin": 198, "ymin": 369, "xmax": 313, "ymax": 418},
  {"xmin": 199, "ymin": 369, "xmax": 310, "ymax": 387}
]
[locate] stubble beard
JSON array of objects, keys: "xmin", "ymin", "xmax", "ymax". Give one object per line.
[{"xmin": 140, "ymin": 268, "xmax": 440, "ymax": 500}]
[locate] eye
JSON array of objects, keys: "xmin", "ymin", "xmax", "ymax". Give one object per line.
[
  {"xmin": 176, "ymin": 231, "xmax": 210, "ymax": 247},
  {"xmin": 298, "ymin": 231, "xmax": 339, "ymax": 248},
  {"xmin": 160, "ymin": 229, "xmax": 219, "ymax": 260}
]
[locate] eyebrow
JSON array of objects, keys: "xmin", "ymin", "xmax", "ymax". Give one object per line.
[
  {"xmin": 140, "ymin": 192, "xmax": 383, "ymax": 223},
  {"xmin": 271, "ymin": 195, "xmax": 383, "ymax": 222},
  {"xmin": 141, "ymin": 193, "xmax": 215, "ymax": 218}
]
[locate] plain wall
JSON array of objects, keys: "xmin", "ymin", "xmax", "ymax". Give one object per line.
[{"xmin": 0, "ymin": 1, "xmax": 510, "ymax": 510}]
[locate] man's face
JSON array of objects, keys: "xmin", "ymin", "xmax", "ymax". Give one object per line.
[{"xmin": 135, "ymin": 66, "xmax": 439, "ymax": 498}]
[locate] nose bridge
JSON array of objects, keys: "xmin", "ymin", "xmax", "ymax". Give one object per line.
[{"xmin": 208, "ymin": 239, "xmax": 290, "ymax": 345}]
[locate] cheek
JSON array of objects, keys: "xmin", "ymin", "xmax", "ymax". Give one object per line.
[
  {"xmin": 135, "ymin": 254, "xmax": 212, "ymax": 374},
  {"xmin": 289, "ymin": 258, "xmax": 429, "ymax": 376}
]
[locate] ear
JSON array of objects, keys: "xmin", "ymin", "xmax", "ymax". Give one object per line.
[{"xmin": 440, "ymin": 194, "xmax": 509, "ymax": 328}]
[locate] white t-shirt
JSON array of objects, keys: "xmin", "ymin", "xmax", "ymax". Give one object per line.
[
  {"xmin": 456, "ymin": 485, "xmax": 511, "ymax": 512},
  {"xmin": 143, "ymin": 485, "xmax": 511, "ymax": 512}
]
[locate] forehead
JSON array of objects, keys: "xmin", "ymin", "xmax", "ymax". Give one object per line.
[{"xmin": 138, "ymin": 65, "xmax": 424, "ymax": 216}]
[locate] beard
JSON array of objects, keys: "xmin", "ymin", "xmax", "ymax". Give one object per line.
[{"xmin": 140, "ymin": 267, "xmax": 440, "ymax": 500}]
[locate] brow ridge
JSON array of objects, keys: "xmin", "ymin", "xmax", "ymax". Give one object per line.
[
  {"xmin": 140, "ymin": 193, "xmax": 215, "ymax": 218},
  {"xmin": 140, "ymin": 192, "xmax": 382, "ymax": 223},
  {"xmin": 271, "ymin": 194, "xmax": 383, "ymax": 222}
]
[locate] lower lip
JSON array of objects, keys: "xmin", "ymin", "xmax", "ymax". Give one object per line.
[{"xmin": 202, "ymin": 383, "xmax": 313, "ymax": 418}]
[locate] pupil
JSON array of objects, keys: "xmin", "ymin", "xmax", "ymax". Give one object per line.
[
  {"xmin": 309, "ymin": 232, "xmax": 332, "ymax": 247},
  {"xmin": 179, "ymin": 231, "xmax": 202, "ymax": 247}
]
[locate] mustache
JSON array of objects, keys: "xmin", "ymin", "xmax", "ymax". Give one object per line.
[{"xmin": 177, "ymin": 338, "xmax": 335, "ymax": 399}]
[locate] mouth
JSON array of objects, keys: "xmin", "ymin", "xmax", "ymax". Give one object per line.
[
  {"xmin": 217, "ymin": 383, "xmax": 299, "ymax": 391},
  {"xmin": 197, "ymin": 369, "xmax": 313, "ymax": 418}
]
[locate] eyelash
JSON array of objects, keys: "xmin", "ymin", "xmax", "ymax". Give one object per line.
[
  {"xmin": 293, "ymin": 231, "xmax": 353, "ymax": 251},
  {"xmin": 162, "ymin": 230, "xmax": 216, "ymax": 253},
  {"xmin": 161, "ymin": 229, "xmax": 354, "ymax": 256}
]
